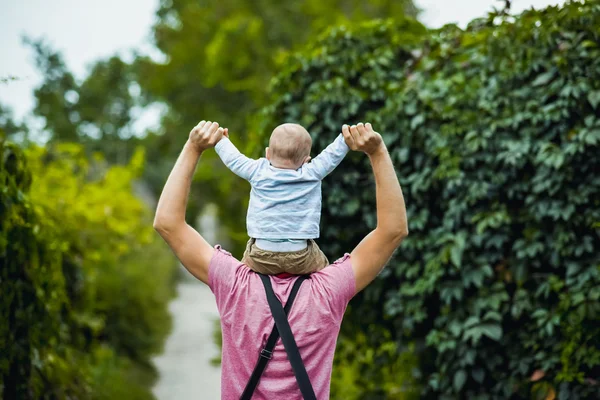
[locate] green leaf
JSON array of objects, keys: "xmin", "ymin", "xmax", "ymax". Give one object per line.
[
  {"xmin": 450, "ymin": 245, "xmax": 463, "ymax": 267},
  {"xmin": 480, "ymin": 324, "xmax": 503, "ymax": 341},
  {"xmin": 588, "ymin": 91, "xmax": 600, "ymax": 109},
  {"xmin": 344, "ymin": 198, "xmax": 360, "ymax": 214},
  {"xmin": 483, "ymin": 311, "xmax": 502, "ymax": 322},
  {"xmin": 472, "ymin": 368, "xmax": 485, "ymax": 383},
  {"xmin": 454, "ymin": 369, "xmax": 467, "ymax": 391},
  {"xmin": 449, "ymin": 320, "xmax": 462, "ymax": 337},
  {"xmin": 532, "ymin": 71, "xmax": 555, "ymax": 86},
  {"xmin": 410, "ymin": 114, "xmax": 425, "ymax": 130},
  {"xmin": 464, "ymin": 326, "xmax": 483, "ymax": 344},
  {"xmin": 450, "ymin": 233, "xmax": 466, "ymax": 267},
  {"xmin": 464, "ymin": 316, "xmax": 480, "ymax": 328},
  {"xmin": 581, "ymin": 40, "xmax": 597, "ymax": 48}
]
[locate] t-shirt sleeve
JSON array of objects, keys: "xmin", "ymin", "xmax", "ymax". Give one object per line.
[
  {"xmin": 208, "ymin": 245, "xmax": 245, "ymax": 312},
  {"xmin": 311, "ymin": 253, "xmax": 356, "ymax": 323}
]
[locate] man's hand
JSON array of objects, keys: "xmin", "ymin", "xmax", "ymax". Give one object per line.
[
  {"xmin": 341, "ymin": 122, "xmax": 383, "ymax": 155},
  {"xmin": 188, "ymin": 120, "xmax": 228, "ymax": 152}
]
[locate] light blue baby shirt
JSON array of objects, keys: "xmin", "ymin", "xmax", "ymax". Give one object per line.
[{"xmin": 214, "ymin": 134, "xmax": 349, "ymax": 240}]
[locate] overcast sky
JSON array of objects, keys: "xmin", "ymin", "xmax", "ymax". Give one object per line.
[{"xmin": 0, "ymin": 0, "xmax": 567, "ymax": 123}]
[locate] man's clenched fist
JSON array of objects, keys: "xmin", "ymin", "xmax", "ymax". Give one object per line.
[
  {"xmin": 341, "ymin": 122, "xmax": 383, "ymax": 155},
  {"xmin": 188, "ymin": 120, "xmax": 228, "ymax": 152}
]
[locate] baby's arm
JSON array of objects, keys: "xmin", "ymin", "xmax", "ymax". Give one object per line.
[
  {"xmin": 215, "ymin": 137, "xmax": 261, "ymax": 181},
  {"xmin": 304, "ymin": 134, "xmax": 349, "ymax": 179}
]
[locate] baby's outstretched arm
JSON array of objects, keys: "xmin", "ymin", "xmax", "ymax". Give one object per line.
[
  {"xmin": 215, "ymin": 136, "xmax": 261, "ymax": 181},
  {"xmin": 304, "ymin": 134, "xmax": 349, "ymax": 179}
]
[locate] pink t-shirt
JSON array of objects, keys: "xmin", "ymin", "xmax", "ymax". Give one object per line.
[{"xmin": 208, "ymin": 246, "xmax": 356, "ymax": 400}]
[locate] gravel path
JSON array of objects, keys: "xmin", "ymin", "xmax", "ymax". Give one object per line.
[{"xmin": 152, "ymin": 275, "xmax": 222, "ymax": 400}]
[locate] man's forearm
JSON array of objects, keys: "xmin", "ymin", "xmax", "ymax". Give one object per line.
[
  {"xmin": 368, "ymin": 144, "xmax": 408, "ymax": 239},
  {"xmin": 154, "ymin": 140, "xmax": 201, "ymax": 230}
]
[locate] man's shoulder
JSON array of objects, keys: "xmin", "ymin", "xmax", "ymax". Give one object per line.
[
  {"xmin": 208, "ymin": 246, "xmax": 250, "ymax": 289},
  {"xmin": 310, "ymin": 253, "xmax": 354, "ymax": 288},
  {"xmin": 307, "ymin": 253, "xmax": 356, "ymax": 318}
]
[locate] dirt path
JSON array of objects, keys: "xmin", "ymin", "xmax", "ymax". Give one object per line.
[{"xmin": 152, "ymin": 277, "xmax": 222, "ymax": 400}]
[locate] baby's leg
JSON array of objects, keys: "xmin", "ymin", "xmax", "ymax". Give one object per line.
[
  {"xmin": 242, "ymin": 239, "xmax": 329, "ymax": 275},
  {"xmin": 242, "ymin": 239, "xmax": 287, "ymax": 274},
  {"xmin": 295, "ymin": 240, "xmax": 329, "ymax": 273}
]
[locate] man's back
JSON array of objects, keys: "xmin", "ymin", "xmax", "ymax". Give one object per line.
[{"xmin": 209, "ymin": 246, "xmax": 355, "ymax": 400}]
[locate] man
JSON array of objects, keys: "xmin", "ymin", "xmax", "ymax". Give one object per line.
[{"xmin": 154, "ymin": 120, "xmax": 408, "ymax": 399}]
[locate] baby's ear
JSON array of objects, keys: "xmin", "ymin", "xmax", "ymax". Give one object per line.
[
  {"xmin": 303, "ymin": 156, "xmax": 312, "ymax": 164},
  {"xmin": 265, "ymin": 147, "xmax": 270, "ymax": 160}
]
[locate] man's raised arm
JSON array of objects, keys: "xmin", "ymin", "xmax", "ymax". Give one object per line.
[
  {"xmin": 153, "ymin": 121, "xmax": 224, "ymax": 284},
  {"xmin": 342, "ymin": 123, "xmax": 408, "ymax": 292}
]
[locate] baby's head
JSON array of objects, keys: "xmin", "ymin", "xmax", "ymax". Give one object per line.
[{"xmin": 266, "ymin": 123, "xmax": 312, "ymax": 169}]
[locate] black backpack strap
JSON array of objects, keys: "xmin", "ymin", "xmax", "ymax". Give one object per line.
[
  {"xmin": 258, "ymin": 274, "xmax": 317, "ymax": 400},
  {"xmin": 240, "ymin": 275, "xmax": 309, "ymax": 400}
]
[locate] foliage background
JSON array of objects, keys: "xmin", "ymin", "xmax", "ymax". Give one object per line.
[
  {"xmin": 3, "ymin": 0, "xmax": 600, "ymax": 399},
  {"xmin": 2, "ymin": 1, "xmax": 419, "ymax": 398},
  {"xmin": 250, "ymin": 1, "xmax": 600, "ymax": 398},
  {"xmin": 3, "ymin": 0, "xmax": 417, "ymax": 255},
  {"xmin": 0, "ymin": 136, "xmax": 176, "ymax": 399}
]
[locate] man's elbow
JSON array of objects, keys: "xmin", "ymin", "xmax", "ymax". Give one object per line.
[
  {"xmin": 153, "ymin": 218, "xmax": 167, "ymax": 233},
  {"xmin": 153, "ymin": 214, "xmax": 178, "ymax": 234},
  {"xmin": 386, "ymin": 224, "xmax": 409, "ymax": 246},
  {"xmin": 393, "ymin": 227, "xmax": 409, "ymax": 244}
]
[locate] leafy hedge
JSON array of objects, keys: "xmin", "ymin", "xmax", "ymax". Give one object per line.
[
  {"xmin": 248, "ymin": 1, "xmax": 600, "ymax": 398},
  {"xmin": 0, "ymin": 136, "xmax": 176, "ymax": 399}
]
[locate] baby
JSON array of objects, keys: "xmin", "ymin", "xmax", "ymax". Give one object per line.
[{"xmin": 214, "ymin": 123, "xmax": 349, "ymax": 275}]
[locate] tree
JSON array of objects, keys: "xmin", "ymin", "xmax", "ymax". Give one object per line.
[
  {"xmin": 22, "ymin": 2, "xmax": 419, "ymax": 255},
  {"xmin": 135, "ymin": 0, "xmax": 419, "ymax": 254},
  {"xmin": 27, "ymin": 39, "xmax": 144, "ymax": 163},
  {"xmin": 0, "ymin": 137, "xmax": 175, "ymax": 399},
  {"xmin": 0, "ymin": 103, "xmax": 29, "ymax": 143},
  {"xmin": 140, "ymin": 0, "xmax": 418, "ymax": 133},
  {"xmin": 253, "ymin": 1, "xmax": 600, "ymax": 398}
]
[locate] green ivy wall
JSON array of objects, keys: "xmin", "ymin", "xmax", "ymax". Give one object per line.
[{"xmin": 249, "ymin": 2, "xmax": 600, "ymax": 398}]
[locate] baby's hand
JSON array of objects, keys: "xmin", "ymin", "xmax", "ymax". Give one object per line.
[{"xmin": 341, "ymin": 123, "xmax": 383, "ymax": 155}]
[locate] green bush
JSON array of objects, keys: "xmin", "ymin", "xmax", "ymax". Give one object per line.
[
  {"xmin": 249, "ymin": 2, "xmax": 600, "ymax": 398},
  {"xmin": 330, "ymin": 328, "xmax": 419, "ymax": 399},
  {"xmin": 0, "ymin": 136, "xmax": 176, "ymax": 399}
]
